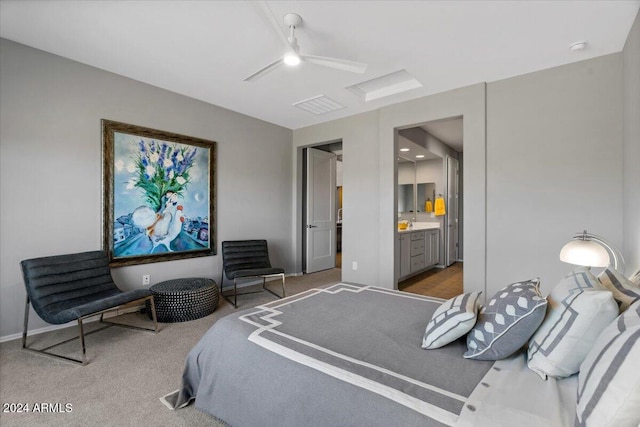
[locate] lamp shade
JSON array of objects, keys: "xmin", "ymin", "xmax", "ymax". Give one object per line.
[{"xmin": 559, "ymin": 239, "xmax": 610, "ymax": 268}]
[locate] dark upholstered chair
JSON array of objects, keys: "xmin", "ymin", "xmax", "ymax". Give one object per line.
[
  {"xmin": 220, "ymin": 240, "xmax": 285, "ymax": 308},
  {"xmin": 21, "ymin": 251, "xmax": 158, "ymax": 365}
]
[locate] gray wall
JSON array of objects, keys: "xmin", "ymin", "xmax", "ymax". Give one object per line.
[
  {"xmin": 295, "ymin": 53, "xmax": 628, "ymax": 299},
  {"xmin": 380, "ymin": 85, "xmax": 487, "ymax": 294},
  {"xmin": 293, "ymin": 111, "xmax": 381, "ymax": 284},
  {"xmin": 623, "ymin": 11, "xmax": 640, "ymax": 275},
  {"xmin": 294, "ymin": 84, "xmax": 486, "ymax": 293},
  {"xmin": 0, "ymin": 39, "xmax": 293, "ymax": 339},
  {"xmin": 486, "ymin": 53, "xmax": 624, "ymax": 294},
  {"xmin": 2, "ymin": 23, "xmax": 636, "ymax": 339}
]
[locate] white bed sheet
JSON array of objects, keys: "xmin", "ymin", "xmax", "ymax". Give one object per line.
[{"xmin": 457, "ymin": 352, "xmax": 577, "ymax": 427}]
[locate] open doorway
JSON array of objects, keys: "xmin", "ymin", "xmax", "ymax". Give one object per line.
[
  {"xmin": 302, "ymin": 141, "xmax": 343, "ymax": 274},
  {"xmin": 396, "ymin": 117, "xmax": 463, "ymax": 299}
]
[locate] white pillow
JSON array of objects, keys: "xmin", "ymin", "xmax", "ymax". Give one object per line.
[
  {"xmin": 575, "ymin": 301, "xmax": 640, "ymax": 427},
  {"xmin": 527, "ymin": 267, "xmax": 618, "ymax": 379},
  {"xmin": 597, "ymin": 267, "xmax": 640, "ymax": 312},
  {"xmin": 422, "ymin": 291, "xmax": 482, "ymax": 349}
]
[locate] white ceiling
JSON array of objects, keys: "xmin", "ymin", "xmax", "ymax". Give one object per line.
[
  {"xmin": 1, "ymin": 1, "xmax": 638, "ymax": 130},
  {"xmin": 421, "ymin": 118, "xmax": 464, "ymax": 152},
  {"xmin": 398, "ymin": 137, "xmax": 441, "ymax": 163}
]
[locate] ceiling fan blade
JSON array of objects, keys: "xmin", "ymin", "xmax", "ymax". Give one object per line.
[
  {"xmin": 301, "ymin": 55, "xmax": 368, "ymax": 74},
  {"xmin": 243, "ymin": 57, "xmax": 283, "ymax": 82}
]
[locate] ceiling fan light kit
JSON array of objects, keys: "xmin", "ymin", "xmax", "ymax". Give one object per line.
[
  {"xmin": 283, "ymin": 52, "xmax": 301, "ymax": 66},
  {"xmin": 244, "ymin": 10, "xmax": 367, "ymax": 82}
]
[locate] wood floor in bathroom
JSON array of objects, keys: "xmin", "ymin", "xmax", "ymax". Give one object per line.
[{"xmin": 399, "ymin": 262, "xmax": 463, "ymax": 300}]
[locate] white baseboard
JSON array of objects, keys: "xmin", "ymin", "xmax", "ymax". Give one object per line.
[
  {"xmin": 1, "ymin": 320, "xmax": 86, "ymax": 344},
  {"xmin": 221, "ymin": 273, "xmax": 296, "ymax": 290}
]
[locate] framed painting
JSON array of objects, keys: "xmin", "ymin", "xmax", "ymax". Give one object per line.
[{"xmin": 102, "ymin": 120, "xmax": 216, "ymax": 266}]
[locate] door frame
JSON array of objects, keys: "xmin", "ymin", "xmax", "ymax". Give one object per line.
[
  {"xmin": 303, "ymin": 147, "xmax": 337, "ymax": 273},
  {"xmin": 294, "ymin": 140, "xmax": 343, "ymax": 275},
  {"xmin": 445, "ymin": 155, "xmax": 459, "ymax": 266}
]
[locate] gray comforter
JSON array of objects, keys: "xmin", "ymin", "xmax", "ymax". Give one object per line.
[{"xmin": 165, "ymin": 283, "xmax": 494, "ymax": 426}]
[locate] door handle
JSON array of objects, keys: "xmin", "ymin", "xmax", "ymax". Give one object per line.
[{"xmin": 306, "ymin": 225, "xmax": 318, "ymax": 228}]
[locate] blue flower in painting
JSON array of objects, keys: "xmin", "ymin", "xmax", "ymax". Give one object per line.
[{"xmin": 132, "ymin": 139, "xmax": 197, "ymax": 212}]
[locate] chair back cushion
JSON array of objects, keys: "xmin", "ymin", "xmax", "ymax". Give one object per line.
[
  {"xmin": 222, "ymin": 240, "xmax": 278, "ymax": 279},
  {"xmin": 21, "ymin": 251, "xmax": 123, "ymax": 324}
]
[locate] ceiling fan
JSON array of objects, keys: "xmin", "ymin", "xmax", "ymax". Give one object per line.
[{"xmin": 244, "ymin": 10, "xmax": 368, "ymax": 82}]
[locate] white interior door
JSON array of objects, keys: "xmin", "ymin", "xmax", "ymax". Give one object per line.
[
  {"xmin": 446, "ymin": 156, "xmax": 459, "ymax": 266},
  {"xmin": 305, "ymin": 148, "xmax": 336, "ymax": 273}
]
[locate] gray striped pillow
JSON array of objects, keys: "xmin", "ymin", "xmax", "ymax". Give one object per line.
[
  {"xmin": 575, "ymin": 301, "xmax": 640, "ymax": 427},
  {"xmin": 527, "ymin": 268, "xmax": 618, "ymax": 379},
  {"xmin": 421, "ymin": 292, "xmax": 482, "ymax": 349},
  {"xmin": 629, "ymin": 269, "xmax": 640, "ymax": 285},
  {"xmin": 597, "ymin": 268, "xmax": 640, "ymax": 313}
]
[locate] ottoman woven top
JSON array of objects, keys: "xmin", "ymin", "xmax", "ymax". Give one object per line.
[
  {"xmin": 151, "ymin": 277, "xmax": 216, "ymax": 293},
  {"xmin": 147, "ymin": 278, "xmax": 218, "ymax": 323}
]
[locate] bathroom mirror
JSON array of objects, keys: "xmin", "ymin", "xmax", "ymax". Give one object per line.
[
  {"xmin": 416, "ymin": 182, "xmax": 436, "ymax": 212},
  {"xmin": 398, "ymin": 184, "xmax": 414, "ymax": 213},
  {"xmin": 397, "ymin": 158, "xmax": 416, "ymax": 213}
]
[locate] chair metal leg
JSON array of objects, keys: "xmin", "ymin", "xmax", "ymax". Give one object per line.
[
  {"xmin": 221, "ymin": 274, "xmax": 285, "ymax": 309},
  {"xmin": 22, "ymin": 296, "xmax": 30, "ymax": 350},
  {"xmin": 220, "ymin": 272, "xmax": 238, "ymax": 308},
  {"xmin": 148, "ymin": 296, "xmax": 159, "ymax": 333},
  {"xmin": 21, "ymin": 297, "xmax": 157, "ymax": 366},
  {"xmin": 262, "ymin": 273, "xmax": 286, "ymax": 300},
  {"xmin": 99, "ymin": 296, "xmax": 158, "ymax": 333},
  {"xmin": 233, "ymin": 278, "xmax": 238, "ymax": 308},
  {"xmin": 78, "ymin": 319, "xmax": 87, "ymax": 365}
]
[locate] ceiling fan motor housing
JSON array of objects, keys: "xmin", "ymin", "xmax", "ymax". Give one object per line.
[{"xmin": 283, "ymin": 13, "xmax": 302, "ymax": 28}]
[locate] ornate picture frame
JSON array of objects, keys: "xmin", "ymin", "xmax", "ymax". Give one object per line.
[{"xmin": 102, "ymin": 120, "xmax": 216, "ymax": 266}]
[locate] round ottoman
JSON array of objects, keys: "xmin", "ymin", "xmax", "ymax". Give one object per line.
[{"xmin": 146, "ymin": 278, "xmax": 219, "ymax": 323}]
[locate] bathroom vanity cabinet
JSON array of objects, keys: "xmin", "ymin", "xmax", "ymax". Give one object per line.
[{"xmin": 397, "ymin": 227, "xmax": 440, "ymax": 281}]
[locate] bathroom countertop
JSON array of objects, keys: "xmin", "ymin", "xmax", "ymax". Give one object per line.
[{"xmin": 397, "ymin": 222, "xmax": 440, "ymax": 233}]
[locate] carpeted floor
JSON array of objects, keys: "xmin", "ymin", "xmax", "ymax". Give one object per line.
[{"xmin": 0, "ymin": 268, "xmax": 341, "ymax": 427}]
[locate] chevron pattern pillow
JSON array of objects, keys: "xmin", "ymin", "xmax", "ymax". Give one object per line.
[
  {"xmin": 464, "ymin": 279, "xmax": 546, "ymax": 361},
  {"xmin": 421, "ymin": 291, "xmax": 482, "ymax": 349},
  {"xmin": 575, "ymin": 301, "xmax": 640, "ymax": 427}
]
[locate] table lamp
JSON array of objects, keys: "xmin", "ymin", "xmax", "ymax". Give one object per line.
[{"xmin": 559, "ymin": 230, "xmax": 625, "ymax": 274}]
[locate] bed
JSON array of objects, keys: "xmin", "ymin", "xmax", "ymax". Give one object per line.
[{"xmin": 163, "ymin": 283, "xmax": 585, "ymax": 426}]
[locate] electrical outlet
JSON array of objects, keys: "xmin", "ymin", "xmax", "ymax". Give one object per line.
[
  {"xmin": 352, "ymin": 261, "xmax": 358, "ymax": 271},
  {"xmin": 142, "ymin": 274, "xmax": 150, "ymax": 286}
]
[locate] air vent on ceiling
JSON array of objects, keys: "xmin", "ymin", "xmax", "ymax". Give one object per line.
[
  {"xmin": 347, "ymin": 69, "xmax": 422, "ymax": 102},
  {"xmin": 293, "ymin": 95, "xmax": 345, "ymax": 115}
]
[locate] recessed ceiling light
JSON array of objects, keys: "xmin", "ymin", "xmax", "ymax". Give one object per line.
[
  {"xmin": 416, "ymin": 154, "xmax": 425, "ymax": 158},
  {"xmin": 569, "ymin": 41, "xmax": 587, "ymax": 51},
  {"xmin": 400, "ymin": 148, "xmax": 410, "ymax": 152}
]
